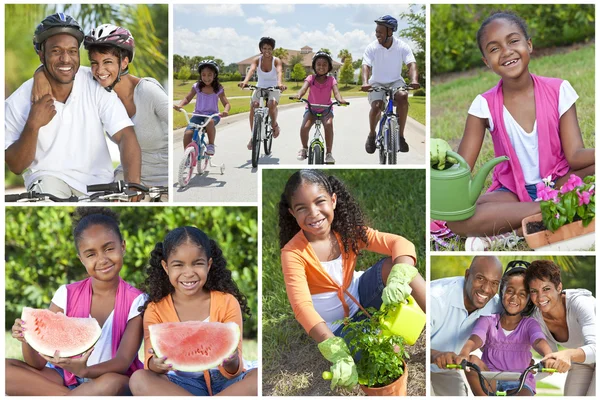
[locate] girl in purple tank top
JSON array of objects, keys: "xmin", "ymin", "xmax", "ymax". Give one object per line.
[
  {"xmin": 453, "ymin": 263, "xmax": 558, "ymax": 395},
  {"xmin": 174, "ymin": 61, "xmax": 231, "ymax": 156}
]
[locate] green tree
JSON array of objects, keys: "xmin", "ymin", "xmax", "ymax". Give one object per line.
[
  {"xmin": 173, "ymin": 54, "xmax": 185, "ymax": 73},
  {"xmin": 273, "ymin": 48, "xmax": 289, "ymax": 62},
  {"xmin": 318, "ymin": 48, "xmax": 331, "ymax": 55},
  {"xmin": 337, "ymin": 48, "xmax": 351, "ymax": 63},
  {"xmin": 339, "ymin": 58, "xmax": 354, "ymax": 88},
  {"xmin": 290, "ymin": 63, "xmax": 306, "ymax": 88},
  {"xmin": 352, "ymin": 58, "xmax": 363, "ymax": 70},
  {"xmin": 399, "ymin": 4, "xmax": 426, "ymax": 88},
  {"xmin": 288, "ymin": 54, "xmax": 303, "ymax": 67},
  {"xmin": 177, "ymin": 65, "xmax": 191, "ymax": 82}
]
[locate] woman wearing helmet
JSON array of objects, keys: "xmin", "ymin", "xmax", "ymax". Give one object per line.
[
  {"xmin": 32, "ymin": 23, "xmax": 168, "ymax": 190},
  {"xmin": 238, "ymin": 37, "xmax": 287, "ymax": 150},
  {"xmin": 290, "ymin": 51, "xmax": 348, "ymax": 164}
]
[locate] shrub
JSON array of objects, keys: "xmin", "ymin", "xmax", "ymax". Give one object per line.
[{"xmin": 413, "ymin": 88, "xmax": 426, "ymax": 97}]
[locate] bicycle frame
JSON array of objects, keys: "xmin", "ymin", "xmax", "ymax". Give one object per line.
[
  {"xmin": 370, "ymin": 85, "xmax": 409, "ymax": 164},
  {"xmin": 245, "ymin": 85, "xmax": 280, "ymax": 167}
]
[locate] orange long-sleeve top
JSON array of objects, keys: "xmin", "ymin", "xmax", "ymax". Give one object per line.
[
  {"xmin": 143, "ymin": 290, "xmax": 243, "ymax": 379},
  {"xmin": 281, "ymin": 227, "xmax": 416, "ymax": 333}
]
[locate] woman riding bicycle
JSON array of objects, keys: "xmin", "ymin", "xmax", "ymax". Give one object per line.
[{"xmin": 290, "ymin": 51, "xmax": 348, "ymax": 164}]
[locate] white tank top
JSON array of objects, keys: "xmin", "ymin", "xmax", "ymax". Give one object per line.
[{"xmin": 257, "ymin": 56, "xmax": 278, "ymax": 88}]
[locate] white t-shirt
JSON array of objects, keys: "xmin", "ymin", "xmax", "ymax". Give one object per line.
[
  {"xmin": 5, "ymin": 68, "xmax": 133, "ymax": 194},
  {"xmin": 362, "ymin": 37, "xmax": 416, "ymax": 85},
  {"xmin": 311, "ymin": 255, "xmax": 364, "ymax": 333},
  {"xmin": 468, "ymin": 81, "xmax": 578, "ymax": 185},
  {"xmin": 51, "ymin": 285, "xmax": 146, "ymax": 368}
]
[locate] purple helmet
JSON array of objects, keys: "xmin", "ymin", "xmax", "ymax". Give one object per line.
[{"xmin": 84, "ymin": 24, "xmax": 135, "ymax": 62}]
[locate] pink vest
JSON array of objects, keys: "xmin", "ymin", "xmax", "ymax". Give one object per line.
[
  {"xmin": 63, "ymin": 277, "xmax": 144, "ymax": 386},
  {"xmin": 482, "ymin": 74, "xmax": 570, "ymax": 202}
]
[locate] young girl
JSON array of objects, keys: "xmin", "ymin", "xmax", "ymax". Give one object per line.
[
  {"xmin": 174, "ymin": 60, "xmax": 231, "ymax": 156},
  {"xmin": 453, "ymin": 262, "xmax": 558, "ymax": 395},
  {"xmin": 291, "ymin": 51, "xmax": 348, "ymax": 164},
  {"xmin": 431, "ymin": 11, "xmax": 595, "ymax": 250},
  {"xmin": 6, "ymin": 207, "xmax": 145, "ymax": 395},
  {"xmin": 278, "ymin": 169, "xmax": 426, "ymax": 389},
  {"xmin": 129, "ymin": 227, "xmax": 257, "ymax": 396}
]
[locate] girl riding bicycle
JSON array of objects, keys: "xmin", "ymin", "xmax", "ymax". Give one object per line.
[
  {"xmin": 430, "ymin": 11, "xmax": 595, "ymax": 250},
  {"xmin": 451, "ymin": 262, "xmax": 562, "ymax": 395},
  {"xmin": 291, "ymin": 52, "xmax": 348, "ymax": 164},
  {"xmin": 174, "ymin": 60, "xmax": 231, "ymax": 156},
  {"xmin": 278, "ymin": 169, "xmax": 426, "ymax": 389}
]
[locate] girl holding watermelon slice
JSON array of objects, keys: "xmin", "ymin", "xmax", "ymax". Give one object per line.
[
  {"xmin": 278, "ymin": 169, "xmax": 427, "ymax": 390},
  {"xmin": 129, "ymin": 226, "xmax": 258, "ymax": 396},
  {"xmin": 6, "ymin": 207, "xmax": 146, "ymax": 395}
]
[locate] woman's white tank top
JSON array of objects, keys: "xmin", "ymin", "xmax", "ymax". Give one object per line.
[{"xmin": 257, "ymin": 56, "xmax": 278, "ymax": 88}]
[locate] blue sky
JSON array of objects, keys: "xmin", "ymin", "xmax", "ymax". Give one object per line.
[{"xmin": 173, "ymin": 4, "xmax": 423, "ymax": 65}]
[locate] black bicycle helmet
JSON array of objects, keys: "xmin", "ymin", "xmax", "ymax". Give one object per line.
[
  {"xmin": 312, "ymin": 51, "xmax": 333, "ymax": 74},
  {"xmin": 198, "ymin": 59, "xmax": 219, "ymax": 77},
  {"xmin": 33, "ymin": 13, "xmax": 85, "ymax": 52},
  {"xmin": 374, "ymin": 15, "xmax": 398, "ymax": 32},
  {"xmin": 259, "ymin": 36, "xmax": 276, "ymax": 50},
  {"xmin": 500, "ymin": 260, "xmax": 535, "ymax": 316}
]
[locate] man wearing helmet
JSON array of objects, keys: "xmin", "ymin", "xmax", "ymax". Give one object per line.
[
  {"xmin": 239, "ymin": 37, "xmax": 287, "ymax": 150},
  {"xmin": 361, "ymin": 15, "xmax": 420, "ymax": 154},
  {"xmin": 5, "ymin": 13, "xmax": 141, "ymax": 198}
]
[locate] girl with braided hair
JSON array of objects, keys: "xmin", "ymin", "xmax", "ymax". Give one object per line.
[{"xmin": 129, "ymin": 226, "xmax": 257, "ymax": 396}]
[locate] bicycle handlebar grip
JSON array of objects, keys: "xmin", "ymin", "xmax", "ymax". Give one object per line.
[
  {"xmin": 541, "ymin": 368, "xmax": 557, "ymax": 373},
  {"xmin": 87, "ymin": 182, "xmax": 122, "ymax": 192},
  {"xmin": 322, "ymin": 371, "xmax": 332, "ymax": 380},
  {"xmin": 445, "ymin": 364, "xmax": 461, "ymax": 369},
  {"xmin": 6, "ymin": 194, "xmax": 23, "ymax": 202}
]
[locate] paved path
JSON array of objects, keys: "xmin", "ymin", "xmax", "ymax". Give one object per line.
[{"xmin": 172, "ymin": 97, "xmax": 425, "ymax": 203}]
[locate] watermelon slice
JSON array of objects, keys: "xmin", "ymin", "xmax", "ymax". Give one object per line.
[
  {"xmin": 21, "ymin": 307, "xmax": 102, "ymax": 357},
  {"xmin": 149, "ymin": 321, "xmax": 240, "ymax": 372}
]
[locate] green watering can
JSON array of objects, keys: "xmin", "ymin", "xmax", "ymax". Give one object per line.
[
  {"xmin": 380, "ymin": 295, "xmax": 424, "ymax": 345},
  {"xmin": 430, "ymin": 151, "xmax": 509, "ymax": 221}
]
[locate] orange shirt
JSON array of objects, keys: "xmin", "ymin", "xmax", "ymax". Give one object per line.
[
  {"xmin": 143, "ymin": 290, "xmax": 243, "ymax": 379},
  {"xmin": 281, "ymin": 227, "xmax": 416, "ymax": 333}
]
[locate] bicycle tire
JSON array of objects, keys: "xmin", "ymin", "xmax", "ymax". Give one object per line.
[
  {"xmin": 251, "ymin": 113, "xmax": 262, "ymax": 168},
  {"xmin": 178, "ymin": 146, "xmax": 196, "ymax": 187},
  {"xmin": 197, "ymin": 143, "xmax": 209, "ymax": 174},
  {"xmin": 313, "ymin": 144, "xmax": 324, "ymax": 165},
  {"xmin": 264, "ymin": 120, "xmax": 273, "ymax": 155},
  {"xmin": 388, "ymin": 118, "xmax": 399, "ymax": 165},
  {"xmin": 379, "ymin": 120, "xmax": 388, "ymax": 165}
]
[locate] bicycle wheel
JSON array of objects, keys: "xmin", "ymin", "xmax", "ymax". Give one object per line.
[
  {"xmin": 264, "ymin": 117, "xmax": 273, "ymax": 155},
  {"xmin": 251, "ymin": 114, "xmax": 262, "ymax": 168},
  {"xmin": 378, "ymin": 120, "xmax": 387, "ymax": 165},
  {"xmin": 197, "ymin": 144, "xmax": 209, "ymax": 174},
  {"xmin": 388, "ymin": 118, "xmax": 399, "ymax": 165},
  {"xmin": 178, "ymin": 146, "xmax": 196, "ymax": 187},
  {"xmin": 314, "ymin": 145, "xmax": 324, "ymax": 165}
]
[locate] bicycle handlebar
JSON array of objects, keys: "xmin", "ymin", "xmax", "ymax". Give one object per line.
[
  {"xmin": 368, "ymin": 85, "xmax": 413, "ymax": 94},
  {"xmin": 289, "ymin": 98, "xmax": 349, "ymax": 116},
  {"xmin": 175, "ymin": 109, "xmax": 221, "ymax": 128},
  {"xmin": 243, "ymin": 84, "xmax": 282, "ymax": 91}
]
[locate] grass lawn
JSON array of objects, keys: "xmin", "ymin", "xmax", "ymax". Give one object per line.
[
  {"xmin": 172, "ymin": 79, "xmax": 425, "ymax": 129},
  {"xmin": 261, "ymin": 169, "xmax": 426, "ymax": 396}
]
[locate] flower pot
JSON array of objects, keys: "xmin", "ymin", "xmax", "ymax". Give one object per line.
[
  {"xmin": 522, "ymin": 213, "xmax": 595, "ymax": 251},
  {"xmin": 359, "ymin": 362, "xmax": 408, "ymax": 396}
]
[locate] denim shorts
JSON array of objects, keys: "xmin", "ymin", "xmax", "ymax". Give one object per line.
[
  {"xmin": 496, "ymin": 379, "xmax": 534, "ymax": 395},
  {"xmin": 167, "ymin": 368, "xmax": 251, "ymax": 396},
  {"xmin": 187, "ymin": 115, "xmax": 220, "ymax": 131},
  {"xmin": 45, "ymin": 363, "xmax": 88, "ymax": 390},
  {"xmin": 495, "ymin": 184, "xmax": 538, "ymax": 201},
  {"xmin": 333, "ymin": 257, "xmax": 386, "ymax": 337}
]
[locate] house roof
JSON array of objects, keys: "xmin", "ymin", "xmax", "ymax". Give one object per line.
[{"xmin": 237, "ymin": 46, "xmax": 344, "ymax": 68}]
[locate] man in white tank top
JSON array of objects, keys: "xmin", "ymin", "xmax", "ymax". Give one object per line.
[{"xmin": 239, "ymin": 37, "xmax": 287, "ymax": 150}]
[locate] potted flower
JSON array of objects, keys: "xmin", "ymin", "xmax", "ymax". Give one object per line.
[
  {"xmin": 340, "ymin": 307, "xmax": 410, "ymax": 396},
  {"xmin": 522, "ymin": 174, "xmax": 595, "ymax": 250}
]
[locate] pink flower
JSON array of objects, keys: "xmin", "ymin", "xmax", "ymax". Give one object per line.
[
  {"xmin": 577, "ymin": 190, "xmax": 591, "ymax": 206},
  {"xmin": 555, "ymin": 213, "xmax": 560, "ymax": 219},
  {"xmin": 536, "ymin": 183, "xmax": 559, "ymax": 202},
  {"xmin": 560, "ymin": 174, "xmax": 584, "ymax": 194},
  {"xmin": 393, "ymin": 345, "xmax": 401, "ymax": 354}
]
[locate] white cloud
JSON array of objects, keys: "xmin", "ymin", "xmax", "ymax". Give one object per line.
[
  {"xmin": 176, "ymin": 4, "xmax": 244, "ymax": 17},
  {"xmin": 174, "ymin": 27, "xmax": 259, "ymax": 65},
  {"xmin": 246, "ymin": 17, "xmax": 277, "ymax": 26},
  {"xmin": 259, "ymin": 4, "xmax": 295, "ymax": 15}
]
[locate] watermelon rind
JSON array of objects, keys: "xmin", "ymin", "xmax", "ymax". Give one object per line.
[
  {"xmin": 21, "ymin": 307, "xmax": 102, "ymax": 358},
  {"xmin": 149, "ymin": 321, "xmax": 240, "ymax": 372}
]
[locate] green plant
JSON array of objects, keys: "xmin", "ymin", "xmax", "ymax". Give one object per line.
[
  {"xmin": 537, "ymin": 175, "xmax": 595, "ymax": 232},
  {"xmin": 341, "ymin": 307, "xmax": 409, "ymax": 388}
]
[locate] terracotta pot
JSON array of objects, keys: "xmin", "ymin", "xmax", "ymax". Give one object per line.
[
  {"xmin": 522, "ymin": 213, "xmax": 595, "ymax": 250},
  {"xmin": 359, "ymin": 362, "xmax": 408, "ymax": 396}
]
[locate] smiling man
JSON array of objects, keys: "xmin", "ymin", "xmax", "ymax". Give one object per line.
[
  {"xmin": 5, "ymin": 13, "xmax": 141, "ymax": 198},
  {"xmin": 430, "ymin": 256, "xmax": 503, "ymax": 396}
]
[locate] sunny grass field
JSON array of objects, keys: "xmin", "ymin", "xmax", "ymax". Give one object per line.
[
  {"xmin": 261, "ymin": 169, "xmax": 426, "ymax": 396},
  {"xmin": 172, "ymin": 80, "xmax": 426, "ymax": 129}
]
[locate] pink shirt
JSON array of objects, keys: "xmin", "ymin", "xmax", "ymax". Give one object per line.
[{"xmin": 306, "ymin": 75, "xmax": 337, "ymax": 111}]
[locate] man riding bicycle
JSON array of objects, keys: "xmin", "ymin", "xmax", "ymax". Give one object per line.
[
  {"xmin": 361, "ymin": 15, "xmax": 420, "ymax": 154},
  {"xmin": 5, "ymin": 13, "xmax": 141, "ymax": 199}
]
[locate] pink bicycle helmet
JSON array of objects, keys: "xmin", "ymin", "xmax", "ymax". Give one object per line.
[{"xmin": 84, "ymin": 24, "xmax": 135, "ymax": 62}]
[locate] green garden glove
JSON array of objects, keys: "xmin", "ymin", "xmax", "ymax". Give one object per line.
[
  {"xmin": 430, "ymin": 138, "xmax": 458, "ymax": 170},
  {"xmin": 318, "ymin": 337, "xmax": 358, "ymax": 390},
  {"xmin": 382, "ymin": 263, "xmax": 418, "ymax": 305}
]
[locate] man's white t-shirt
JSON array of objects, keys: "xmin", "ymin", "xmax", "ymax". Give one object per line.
[
  {"xmin": 51, "ymin": 285, "xmax": 146, "ymax": 368},
  {"xmin": 5, "ymin": 68, "xmax": 133, "ymax": 194},
  {"xmin": 362, "ymin": 37, "xmax": 416, "ymax": 85}
]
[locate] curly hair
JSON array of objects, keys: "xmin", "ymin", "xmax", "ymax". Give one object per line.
[
  {"xmin": 71, "ymin": 207, "xmax": 122, "ymax": 252},
  {"xmin": 525, "ymin": 260, "xmax": 562, "ymax": 289},
  {"xmin": 197, "ymin": 65, "xmax": 222, "ymax": 94},
  {"xmin": 140, "ymin": 226, "xmax": 251, "ymax": 320},
  {"xmin": 278, "ymin": 170, "xmax": 369, "ymax": 255}
]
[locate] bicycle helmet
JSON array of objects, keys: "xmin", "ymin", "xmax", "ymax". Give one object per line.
[
  {"xmin": 33, "ymin": 13, "xmax": 84, "ymax": 52},
  {"xmin": 84, "ymin": 24, "xmax": 135, "ymax": 63},
  {"xmin": 374, "ymin": 15, "xmax": 398, "ymax": 32},
  {"xmin": 312, "ymin": 51, "xmax": 333, "ymax": 75},
  {"xmin": 499, "ymin": 260, "xmax": 535, "ymax": 317},
  {"xmin": 259, "ymin": 36, "xmax": 276, "ymax": 50},
  {"xmin": 197, "ymin": 59, "xmax": 219, "ymax": 77}
]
